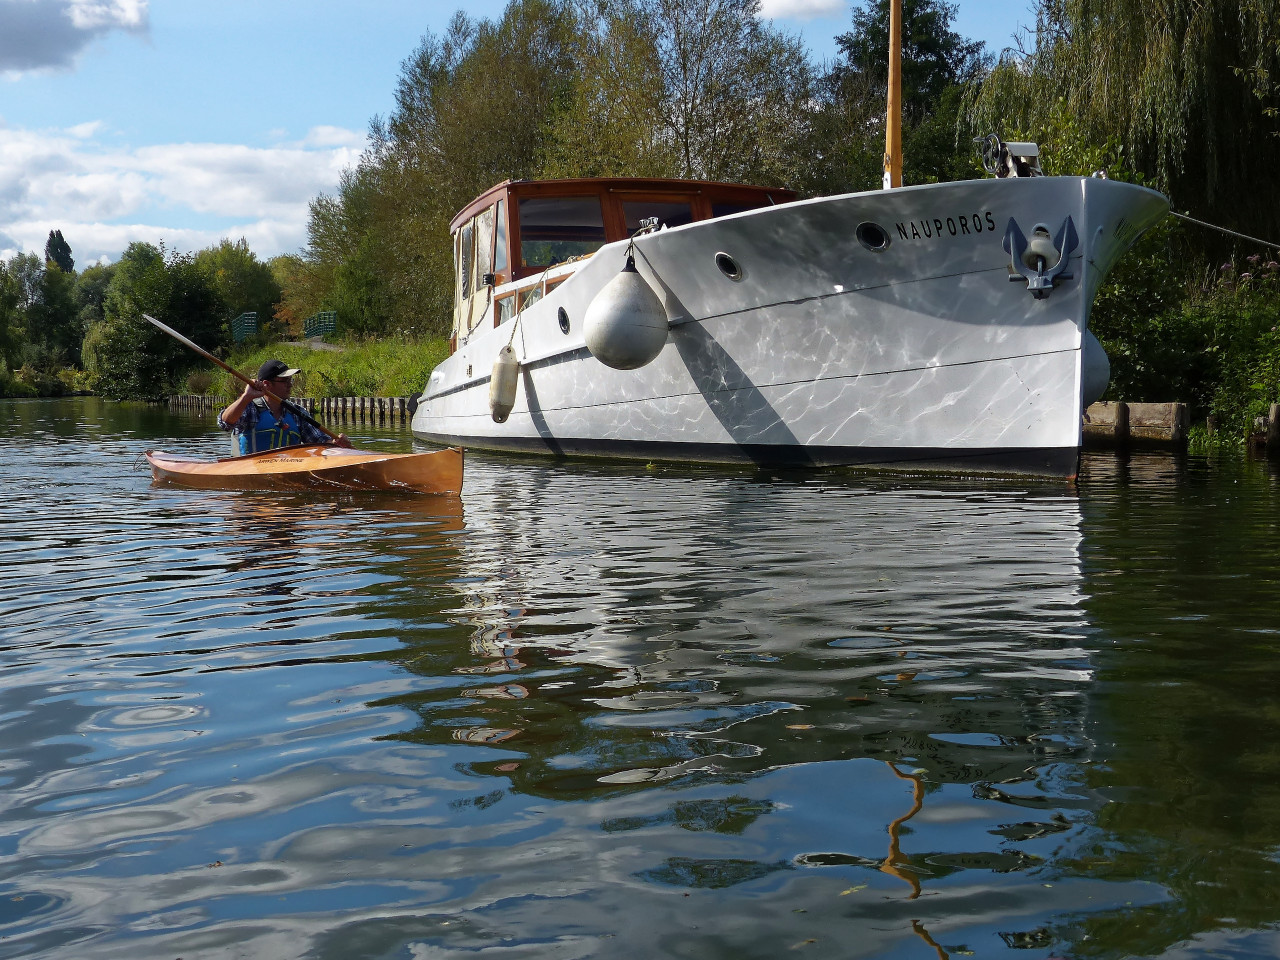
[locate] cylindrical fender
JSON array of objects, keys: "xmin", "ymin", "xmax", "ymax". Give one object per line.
[{"xmin": 489, "ymin": 344, "xmax": 519, "ymax": 423}]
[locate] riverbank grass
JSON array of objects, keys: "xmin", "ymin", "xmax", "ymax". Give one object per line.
[{"xmin": 205, "ymin": 337, "xmax": 449, "ymax": 399}]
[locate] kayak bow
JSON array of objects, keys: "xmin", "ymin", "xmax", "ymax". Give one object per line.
[{"xmin": 145, "ymin": 445, "xmax": 463, "ymax": 495}]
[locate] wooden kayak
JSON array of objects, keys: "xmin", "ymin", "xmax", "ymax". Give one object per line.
[{"xmin": 145, "ymin": 444, "xmax": 463, "ymax": 495}]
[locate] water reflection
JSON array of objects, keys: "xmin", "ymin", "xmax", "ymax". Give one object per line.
[
  {"xmin": 5, "ymin": 399, "xmax": 1280, "ymax": 959},
  {"xmin": 391, "ymin": 463, "xmax": 1094, "ymax": 797}
]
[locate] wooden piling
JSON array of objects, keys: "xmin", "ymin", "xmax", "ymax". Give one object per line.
[{"xmin": 165, "ymin": 394, "xmax": 416, "ymax": 426}]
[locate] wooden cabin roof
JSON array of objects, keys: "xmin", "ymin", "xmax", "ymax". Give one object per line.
[{"xmin": 449, "ymin": 178, "xmax": 796, "ymax": 233}]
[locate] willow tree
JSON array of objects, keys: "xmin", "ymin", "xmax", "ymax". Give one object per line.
[{"xmin": 970, "ymin": 0, "xmax": 1280, "ymax": 244}]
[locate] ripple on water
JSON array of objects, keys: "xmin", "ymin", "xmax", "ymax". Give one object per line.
[{"xmin": 3, "ymin": 404, "xmax": 1279, "ymax": 958}]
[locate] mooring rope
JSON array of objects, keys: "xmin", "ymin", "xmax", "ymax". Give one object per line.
[{"xmin": 1170, "ymin": 211, "xmax": 1280, "ymax": 253}]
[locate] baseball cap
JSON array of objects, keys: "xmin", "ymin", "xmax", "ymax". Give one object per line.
[{"xmin": 257, "ymin": 359, "xmax": 301, "ymax": 380}]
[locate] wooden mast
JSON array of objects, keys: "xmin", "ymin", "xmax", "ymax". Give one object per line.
[{"xmin": 882, "ymin": 0, "xmax": 903, "ymax": 189}]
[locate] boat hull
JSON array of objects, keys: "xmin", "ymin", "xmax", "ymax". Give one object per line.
[
  {"xmin": 146, "ymin": 445, "xmax": 464, "ymax": 495},
  {"xmin": 413, "ymin": 176, "xmax": 1169, "ymax": 477}
]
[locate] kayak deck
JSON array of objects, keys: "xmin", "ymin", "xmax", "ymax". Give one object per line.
[{"xmin": 145, "ymin": 444, "xmax": 463, "ymax": 495}]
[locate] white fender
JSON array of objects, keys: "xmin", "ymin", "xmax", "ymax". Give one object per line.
[
  {"xmin": 583, "ymin": 255, "xmax": 669, "ymax": 370},
  {"xmin": 489, "ymin": 344, "xmax": 519, "ymax": 422}
]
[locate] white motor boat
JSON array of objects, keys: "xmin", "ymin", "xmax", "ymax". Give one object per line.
[{"xmin": 410, "ymin": 140, "xmax": 1168, "ymax": 477}]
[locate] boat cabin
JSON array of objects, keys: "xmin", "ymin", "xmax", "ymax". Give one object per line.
[{"xmin": 448, "ymin": 178, "xmax": 795, "ymax": 350}]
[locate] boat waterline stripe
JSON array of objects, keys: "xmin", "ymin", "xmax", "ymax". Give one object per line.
[
  {"xmin": 425, "ymin": 345, "xmax": 1080, "ymax": 409},
  {"xmin": 407, "ymin": 432, "xmax": 1080, "ymax": 477}
]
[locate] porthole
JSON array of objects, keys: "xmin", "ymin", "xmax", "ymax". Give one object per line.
[
  {"xmin": 715, "ymin": 252, "xmax": 744, "ymax": 281},
  {"xmin": 558, "ymin": 306, "xmax": 570, "ymax": 334},
  {"xmin": 856, "ymin": 222, "xmax": 891, "ymax": 253}
]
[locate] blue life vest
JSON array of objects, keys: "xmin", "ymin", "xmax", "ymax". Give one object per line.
[{"xmin": 238, "ymin": 400, "xmax": 304, "ymax": 454}]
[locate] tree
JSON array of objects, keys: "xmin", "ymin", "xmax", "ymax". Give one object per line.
[
  {"xmin": 806, "ymin": 0, "xmax": 989, "ymax": 192},
  {"xmin": 836, "ymin": 0, "xmax": 986, "ymax": 123},
  {"xmin": 83, "ymin": 242, "xmax": 226, "ymax": 400},
  {"xmin": 267, "ymin": 254, "xmax": 311, "ymax": 334},
  {"xmin": 194, "ymin": 238, "xmax": 283, "ymax": 336},
  {"xmin": 5, "ymin": 252, "xmax": 43, "ymax": 311},
  {"xmin": 546, "ymin": 0, "xmax": 814, "ymax": 185},
  {"xmin": 26, "ymin": 264, "xmax": 79, "ymax": 364},
  {"xmin": 287, "ymin": 0, "xmax": 583, "ymax": 338},
  {"xmin": 542, "ymin": 0, "xmax": 677, "ymax": 178},
  {"xmin": 44, "ymin": 230, "xmax": 74, "ymax": 274},
  {"xmin": 74, "ymin": 262, "xmax": 116, "ymax": 336},
  {"xmin": 968, "ymin": 0, "xmax": 1280, "ymax": 248},
  {"xmin": 0, "ymin": 266, "xmax": 19, "ymax": 372}
]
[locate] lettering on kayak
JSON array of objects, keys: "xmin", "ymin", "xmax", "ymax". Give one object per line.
[{"xmin": 896, "ymin": 211, "xmax": 997, "ymax": 242}]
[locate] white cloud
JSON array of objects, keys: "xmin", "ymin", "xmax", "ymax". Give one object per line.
[
  {"xmin": 65, "ymin": 0, "xmax": 145, "ymax": 31},
  {"xmin": 0, "ymin": 122, "xmax": 366, "ymax": 263},
  {"xmin": 66, "ymin": 119, "xmax": 104, "ymax": 138},
  {"xmin": 300, "ymin": 126, "xmax": 367, "ymax": 149},
  {"xmin": 758, "ymin": 0, "xmax": 848, "ymax": 20},
  {"xmin": 0, "ymin": 0, "xmax": 149, "ymax": 75}
]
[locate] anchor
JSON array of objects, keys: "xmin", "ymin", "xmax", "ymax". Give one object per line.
[{"xmin": 1003, "ymin": 216, "xmax": 1079, "ymax": 299}]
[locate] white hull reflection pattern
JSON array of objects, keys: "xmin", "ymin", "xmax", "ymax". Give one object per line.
[
  {"xmin": 448, "ymin": 461, "xmax": 1092, "ymax": 792},
  {"xmin": 413, "ymin": 175, "xmax": 1169, "ymax": 477}
]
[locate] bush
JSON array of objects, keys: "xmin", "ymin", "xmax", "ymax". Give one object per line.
[
  {"xmin": 185, "ymin": 370, "xmax": 215, "ymax": 394},
  {"xmin": 218, "ymin": 336, "xmax": 450, "ymax": 399},
  {"xmin": 1198, "ymin": 257, "xmax": 1280, "ymax": 438}
]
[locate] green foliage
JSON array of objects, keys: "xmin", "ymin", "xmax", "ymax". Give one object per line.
[
  {"xmin": 968, "ymin": 0, "xmax": 1280, "ymax": 252},
  {"xmin": 290, "ymin": 0, "xmax": 814, "ymax": 339},
  {"xmin": 626, "ymin": 0, "xmax": 813, "ymax": 184},
  {"xmin": 796, "ymin": 0, "xmax": 989, "ymax": 195},
  {"xmin": 836, "ymin": 0, "xmax": 987, "ymax": 121},
  {"xmin": 73, "ymin": 262, "xmax": 116, "ymax": 340},
  {"xmin": 44, "ymin": 230, "xmax": 74, "ymax": 273},
  {"xmin": 206, "ymin": 337, "xmax": 451, "ymax": 400},
  {"xmin": 26, "ymin": 264, "xmax": 79, "ymax": 364},
  {"xmin": 83, "ymin": 242, "xmax": 228, "ymax": 401},
  {"xmin": 1, "ymin": 251, "xmax": 88, "ymax": 394},
  {"xmin": 193, "ymin": 238, "xmax": 283, "ymax": 339},
  {"xmin": 281, "ymin": 0, "xmax": 584, "ymax": 339},
  {"xmin": 1094, "ymin": 248, "xmax": 1280, "ymax": 438},
  {"xmin": 0, "ymin": 266, "xmax": 19, "ymax": 368}
]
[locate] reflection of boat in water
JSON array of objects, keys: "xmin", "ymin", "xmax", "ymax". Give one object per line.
[
  {"xmin": 411, "ymin": 145, "xmax": 1167, "ymax": 477},
  {"xmin": 380, "ymin": 459, "xmax": 1098, "ymax": 952},
  {"xmin": 401, "ymin": 458, "xmax": 1094, "ymax": 796}
]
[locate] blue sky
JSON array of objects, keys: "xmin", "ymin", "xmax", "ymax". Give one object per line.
[{"xmin": 0, "ymin": 0, "xmax": 1039, "ymax": 266}]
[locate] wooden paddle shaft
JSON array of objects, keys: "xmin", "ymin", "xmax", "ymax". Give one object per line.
[{"xmin": 142, "ymin": 312, "xmax": 340, "ymax": 441}]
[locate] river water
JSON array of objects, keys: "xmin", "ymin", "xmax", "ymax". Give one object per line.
[{"xmin": 2, "ymin": 397, "xmax": 1279, "ymax": 960}]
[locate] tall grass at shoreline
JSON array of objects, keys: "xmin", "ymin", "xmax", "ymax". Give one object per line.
[{"xmin": 190, "ymin": 337, "xmax": 450, "ymax": 399}]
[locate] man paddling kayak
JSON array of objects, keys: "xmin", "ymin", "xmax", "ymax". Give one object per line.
[{"xmin": 218, "ymin": 359, "xmax": 351, "ymax": 455}]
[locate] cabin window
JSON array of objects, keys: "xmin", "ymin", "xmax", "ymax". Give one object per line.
[
  {"xmin": 493, "ymin": 199, "xmax": 508, "ymax": 280},
  {"xmin": 520, "ymin": 284, "xmax": 544, "ymax": 310},
  {"xmin": 623, "ymin": 200, "xmax": 693, "ymax": 235},
  {"xmin": 476, "ymin": 207, "xmax": 495, "ymax": 285},
  {"xmin": 519, "ymin": 196, "xmax": 606, "ymax": 267},
  {"xmin": 458, "ymin": 220, "xmax": 475, "ymax": 301},
  {"xmin": 452, "ymin": 231, "xmax": 462, "ymax": 307},
  {"xmin": 496, "ymin": 293, "xmax": 517, "ymax": 326}
]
